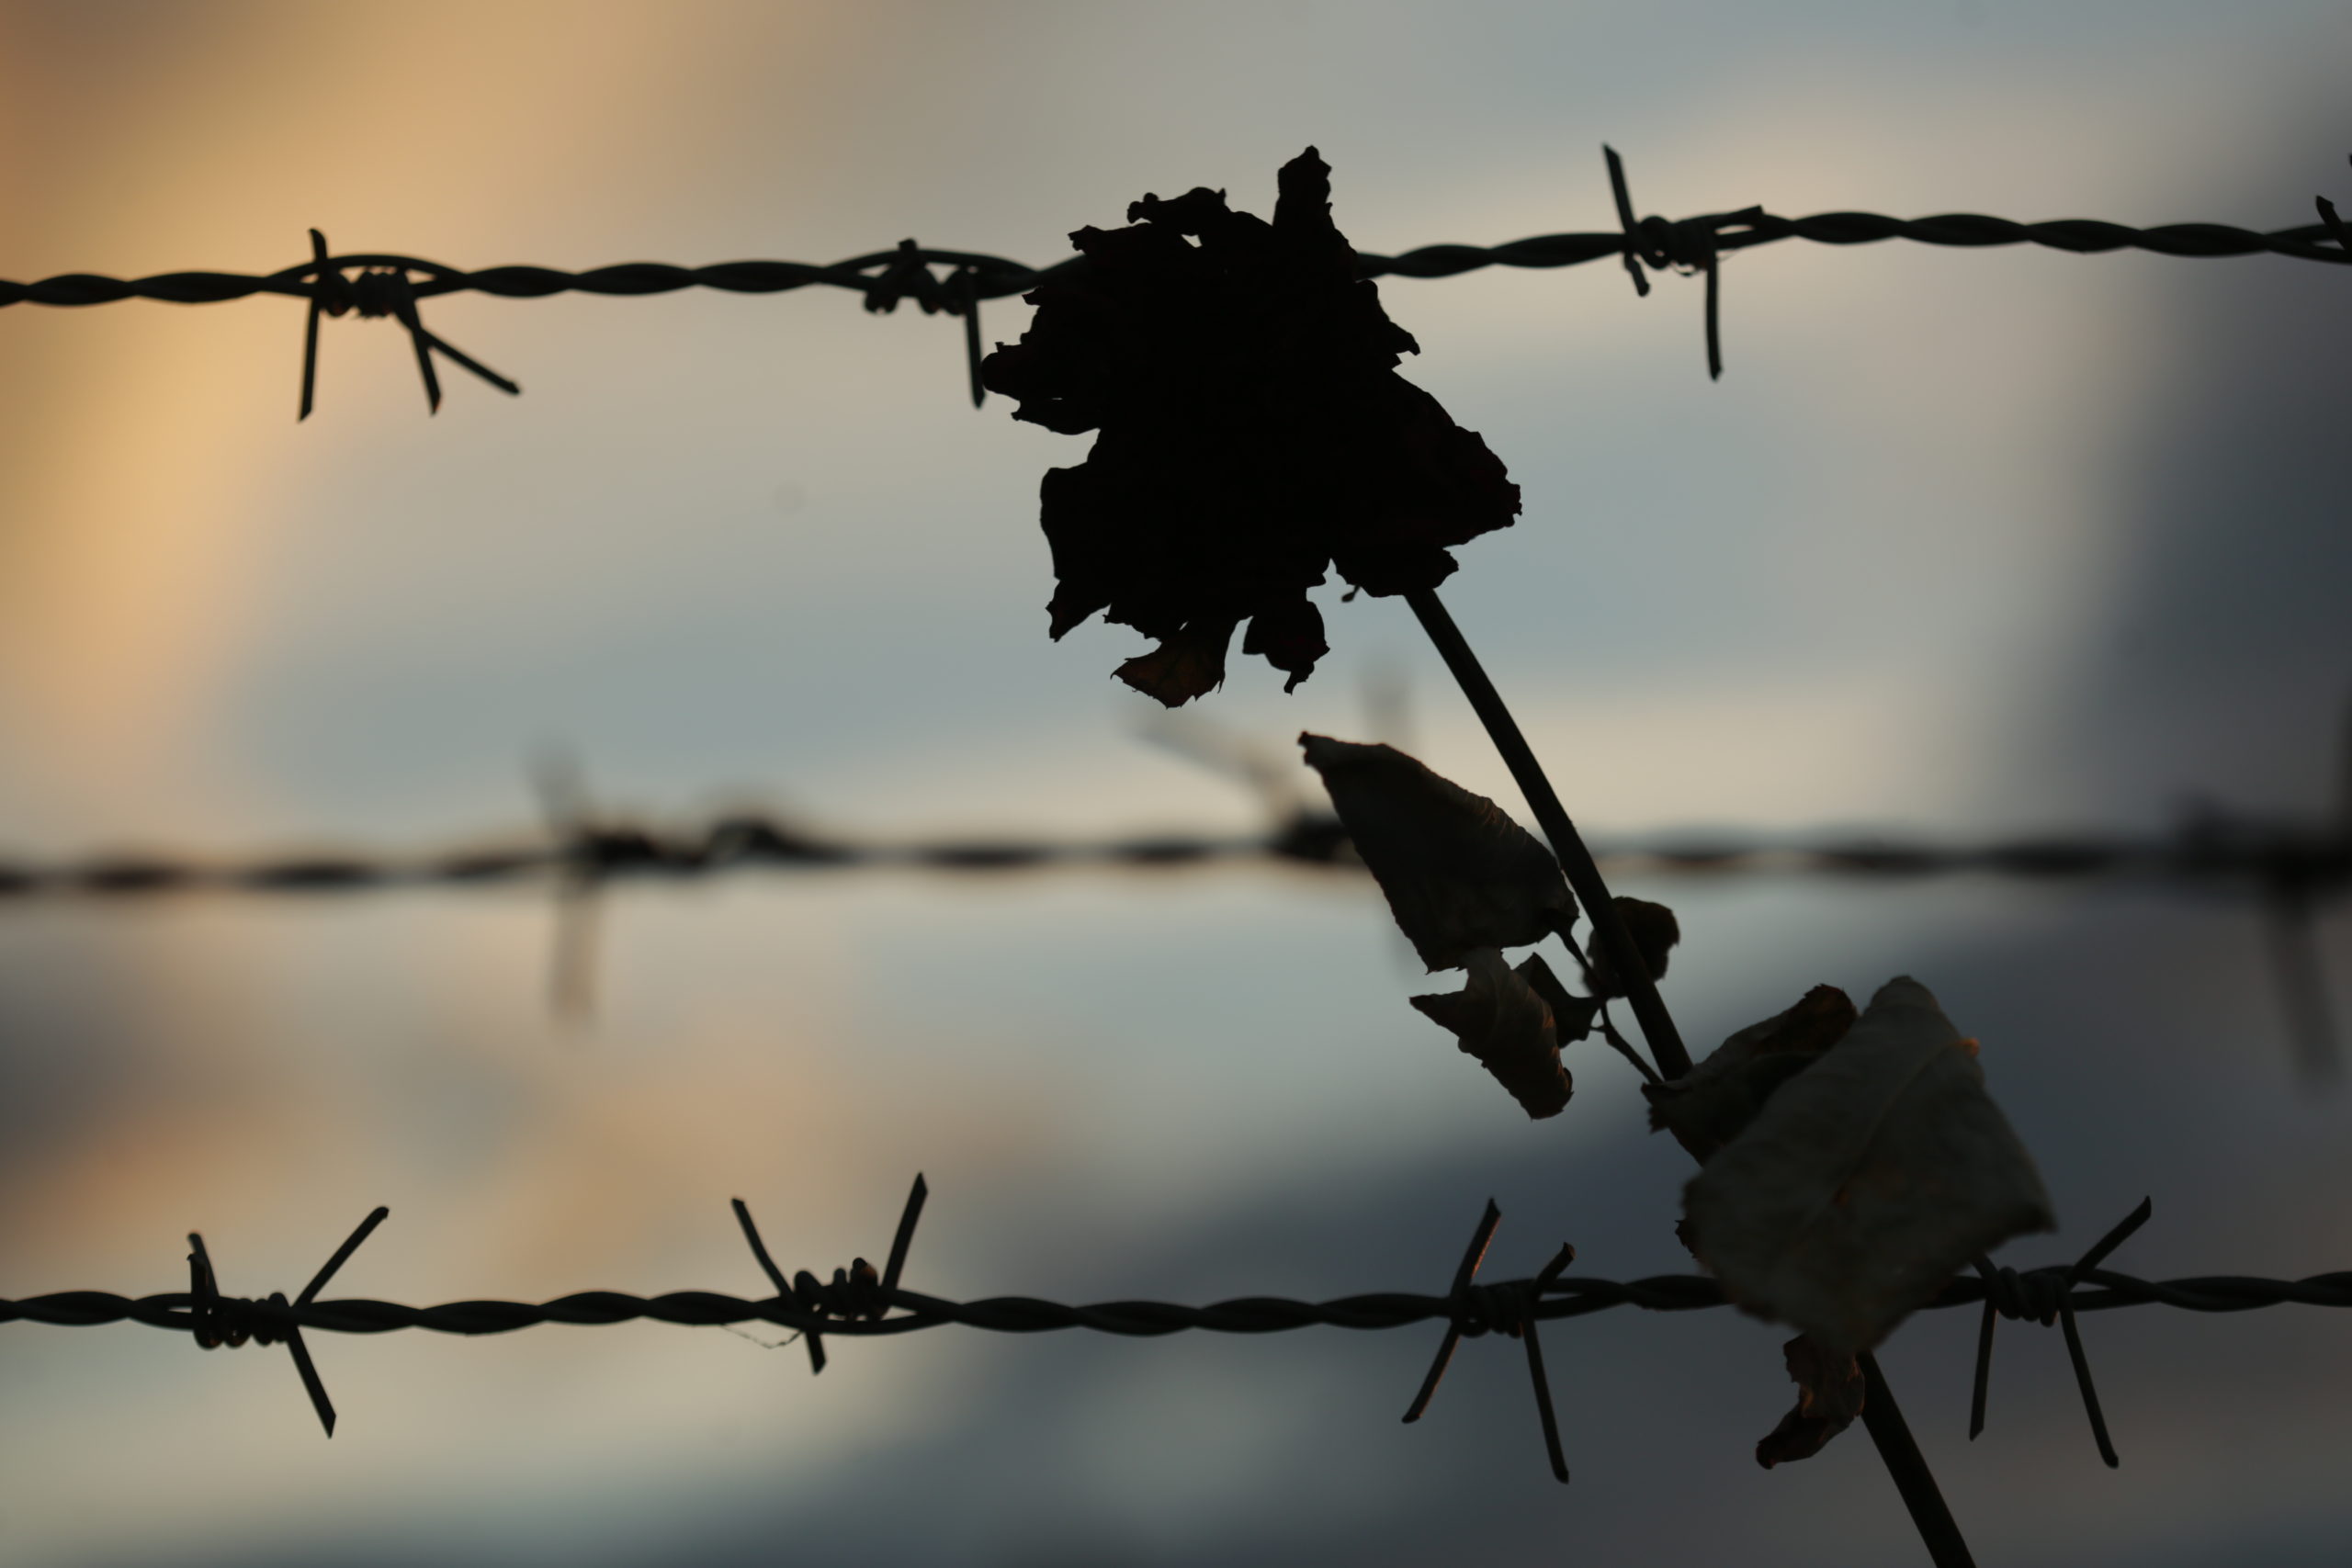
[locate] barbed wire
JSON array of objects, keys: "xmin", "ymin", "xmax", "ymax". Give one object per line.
[
  {"xmin": 5, "ymin": 150, "xmax": 2346, "ymax": 409},
  {"xmin": 5, "ymin": 793, "xmax": 2342, "ymax": 1069},
  {"xmin": 6, "ymin": 1183, "xmax": 2347, "ymax": 1478},
  {"xmin": 3, "ymin": 806, "xmax": 2344, "ymax": 896}
]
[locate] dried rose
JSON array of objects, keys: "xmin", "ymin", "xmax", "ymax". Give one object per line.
[{"xmin": 983, "ymin": 148, "xmax": 1521, "ymax": 705}]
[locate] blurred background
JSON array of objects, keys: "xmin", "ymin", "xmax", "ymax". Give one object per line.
[{"xmin": 2, "ymin": 1, "xmax": 2347, "ymax": 1563}]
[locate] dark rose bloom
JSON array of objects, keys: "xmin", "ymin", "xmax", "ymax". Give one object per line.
[{"xmin": 982, "ymin": 148, "xmax": 1521, "ymax": 705}]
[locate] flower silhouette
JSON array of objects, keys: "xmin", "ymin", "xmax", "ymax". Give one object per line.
[{"xmin": 984, "ymin": 148, "xmax": 1521, "ymax": 705}]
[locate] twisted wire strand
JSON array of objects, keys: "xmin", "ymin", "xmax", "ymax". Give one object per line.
[
  {"xmin": 0, "ymin": 813, "xmax": 2343, "ymax": 897},
  {"xmin": 6, "ymin": 209, "xmax": 2346, "ymax": 313},
  {"xmin": 12, "ymin": 1269, "xmax": 2352, "ymax": 1339}
]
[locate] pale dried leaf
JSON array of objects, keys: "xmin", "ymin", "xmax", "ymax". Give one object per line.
[
  {"xmin": 1755, "ymin": 1335, "xmax": 1865, "ymax": 1468},
  {"xmin": 1644, "ymin": 985, "xmax": 1856, "ymax": 1161},
  {"xmin": 1409, "ymin": 947, "xmax": 1572, "ymax": 1118},
  {"xmin": 1300, "ymin": 734, "xmax": 1574, "ymax": 970},
  {"xmin": 1683, "ymin": 976, "xmax": 2055, "ymax": 1355}
]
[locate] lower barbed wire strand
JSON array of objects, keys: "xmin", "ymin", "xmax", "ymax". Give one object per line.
[{"xmin": 11, "ymin": 1270, "xmax": 2352, "ymax": 1337}]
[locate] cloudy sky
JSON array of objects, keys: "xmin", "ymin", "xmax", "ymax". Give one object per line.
[{"xmin": 0, "ymin": 3, "xmax": 2346, "ymax": 1565}]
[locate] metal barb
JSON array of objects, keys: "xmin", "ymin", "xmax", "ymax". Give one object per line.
[
  {"xmin": 297, "ymin": 228, "xmax": 345, "ymax": 421},
  {"xmin": 1597, "ymin": 145, "xmax": 1761, "ymax": 378},
  {"xmin": 730, "ymin": 1198, "xmax": 823, "ymax": 1375},
  {"xmin": 1602, "ymin": 145, "xmax": 1651, "ymax": 299},
  {"xmin": 1401, "ymin": 1199, "xmax": 1500, "ymax": 1424},
  {"xmin": 180, "ymin": 1209, "xmax": 389, "ymax": 1437},
  {"xmin": 958, "ymin": 266, "xmax": 987, "ymax": 408},
  {"xmin": 376, "ymin": 267, "xmax": 521, "ymax": 410},
  {"xmin": 881, "ymin": 1173, "xmax": 929, "ymax": 1295},
  {"xmin": 533, "ymin": 750, "xmax": 605, "ymax": 1028},
  {"xmin": 2318, "ymin": 157, "xmax": 2350, "ymax": 253},
  {"xmin": 1521, "ymin": 1243, "xmax": 1577, "ymax": 1483},
  {"xmin": 2264, "ymin": 874, "xmax": 2340, "ymax": 1084},
  {"xmin": 1968, "ymin": 1197, "xmax": 2151, "ymax": 1466},
  {"xmin": 730, "ymin": 1177, "xmax": 924, "ymax": 1381},
  {"xmin": 1400, "ymin": 1201, "xmax": 1575, "ymax": 1483}
]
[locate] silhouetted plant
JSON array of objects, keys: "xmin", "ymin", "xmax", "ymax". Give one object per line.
[
  {"xmin": 996, "ymin": 149, "xmax": 2070, "ymax": 1568},
  {"xmin": 981, "ymin": 149, "xmax": 1520, "ymax": 705}
]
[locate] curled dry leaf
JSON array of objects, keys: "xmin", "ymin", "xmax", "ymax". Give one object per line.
[
  {"xmin": 1755, "ymin": 1335, "xmax": 1866, "ymax": 1469},
  {"xmin": 1644, "ymin": 985, "xmax": 1857, "ymax": 1162},
  {"xmin": 1682, "ymin": 976, "xmax": 2056, "ymax": 1356},
  {"xmin": 1587, "ymin": 897, "xmax": 1680, "ymax": 997},
  {"xmin": 981, "ymin": 148, "xmax": 1521, "ymax": 705},
  {"xmin": 1516, "ymin": 949, "xmax": 1601, "ymax": 1044},
  {"xmin": 1409, "ymin": 948, "xmax": 1572, "ymax": 1118},
  {"xmin": 1300, "ymin": 734, "xmax": 1574, "ymax": 970}
]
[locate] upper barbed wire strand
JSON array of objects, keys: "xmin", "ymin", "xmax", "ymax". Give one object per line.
[{"xmin": 6, "ymin": 211, "xmax": 2348, "ymax": 311}]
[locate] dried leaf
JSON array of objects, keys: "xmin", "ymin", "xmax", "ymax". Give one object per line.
[
  {"xmin": 1643, "ymin": 985, "xmax": 1856, "ymax": 1161},
  {"xmin": 1517, "ymin": 951, "xmax": 1601, "ymax": 1044},
  {"xmin": 1409, "ymin": 947, "xmax": 1572, "ymax": 1118},
  {"xmin": 1588, "ymin": 897, "xmax": 1679, "ymax": 996},
  {"xmin": 1755, "ymin": 1335, "xmax": 1865, "ymax": 1468},
  {"xmin": 1299, "ymin": 734, "xmax": 1574, "ymax": 970},
  {"xmin": 1682, "ymin": 976, "xmax": 2055, "ymax": 1356}
]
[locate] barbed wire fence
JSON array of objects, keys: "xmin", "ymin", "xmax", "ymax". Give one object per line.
[
  {"xmin": 5, "ymin": 150, "xmax": 2348, "ymax": 412},
  {"xmin": 6, "ymin": 149, "xmax": 2350, "ymax": 1560}
]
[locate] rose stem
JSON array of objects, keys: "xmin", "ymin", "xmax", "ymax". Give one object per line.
[
  {"xmin": 1402, "ymin": 584, "xmax": 1689, "ymax": 1077},
  {"xmin": 1405, "ymin": 581, "xmax": 1975, "ymax": 1568}
]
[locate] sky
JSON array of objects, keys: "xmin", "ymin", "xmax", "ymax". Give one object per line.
[{"xmin": 0, "ymin": 2, "xmax": 2347, "ymax": 1565}]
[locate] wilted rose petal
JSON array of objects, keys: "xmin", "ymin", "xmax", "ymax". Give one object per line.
[
  {"xmin": 1409, "ymin": 947, "xmax": 1572, "ymax": 1119},
  {"xmin": 983, "ymin": 148, "xmax": 1521, "ymax": 705},
  {"xmin": 1644, "ymin": 985, "xmax": 1856, "ymax": 1162},
  {"xmin": 1300, "ymin": 733, "xmax": 1574, "ymax": 970},
  {"xmin": 1114, "ymin": 617, "xmax": 1239, "ymax": 705},
  {"xmin": 1755, "ymin": 1335, "xmax": 1866, "ymax": 1468},
  {"xmin": 1682, "ymin": 976, "xmax": 2056, "ymax": 1356}
]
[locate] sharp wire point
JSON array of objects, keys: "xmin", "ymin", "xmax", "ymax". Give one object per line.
[
  {"xmin": 961, "ymin": 267, "xmax": 986, "ymax": 408},
  {"xmin": 1403, "ymin": 1201, "xmax": 1503, "ymax": 1425},
  {"xmin": 300, "ymin": 228, "xmax": 331, "ymax": 421},
  {"xmin": 882, "ymin": 1174, "xmax": 928, "ymax": 1295},
  {"xmin": 299, "ymin": 1207, "xmax": 390, "ymax": 1304}
]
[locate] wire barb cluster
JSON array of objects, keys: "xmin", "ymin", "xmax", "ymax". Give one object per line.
[
  {"xmin": 730, "ymin": 1174, "xmax": 929, "ymax": 1375},
  {"xmin": 299, "ymin": 229, "xmax": 520, "ymax": 417},
  {"xmin": 1402, "ymin": 1200, "xmax": 1577, "ymax": 1483},
  {"xmin": 182, "ymin": 1206, "xmax": 389, "ymax": 1436},
  {"xmin": 6, "ymin": 149, "xmax": 2346, "ymax": 412},
  {"xmin": 1968, "ymin": 1197, "xmax": 2153, "ymax": 1467}
]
